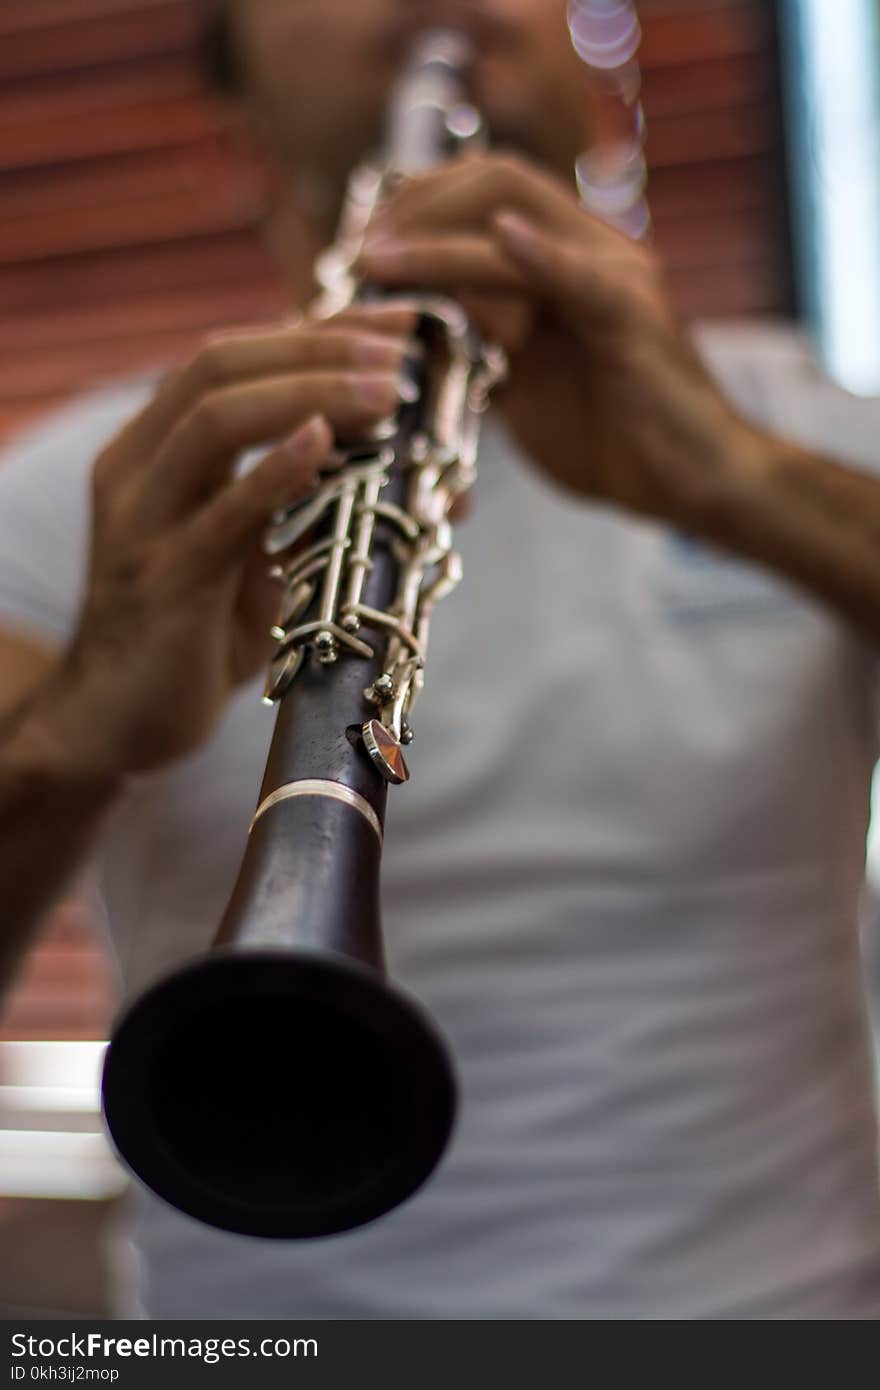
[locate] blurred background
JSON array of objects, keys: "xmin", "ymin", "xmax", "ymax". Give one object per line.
[{"xmin": 1, "ymin": 0, "xmax": 878, "ymax": 1317}]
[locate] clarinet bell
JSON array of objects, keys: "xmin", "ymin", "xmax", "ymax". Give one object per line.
[{"xmin": 101, "ymin": 948, "xmax": 455, "ymax": 1240}]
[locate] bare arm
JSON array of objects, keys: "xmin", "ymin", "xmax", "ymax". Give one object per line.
[
  {"xmin": 0, "ymin": 641, "xmax": 121, "ymax": 993},
  {"xmin": 700, "ymin": 432, "xmax": 880, "ymax": 645}
]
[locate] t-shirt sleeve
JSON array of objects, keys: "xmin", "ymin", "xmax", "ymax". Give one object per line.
[{"xmin": 0, "ymin": 381, "xmax": 154, "ymax": 648}]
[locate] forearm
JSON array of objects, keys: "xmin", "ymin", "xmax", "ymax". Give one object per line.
[
  {"xmin": 693, "ymin": 427, "xmax": 880, "ymax": 644},
  {"xmin": 0, "ymin": 671, "xmax": 123, "ymax": 995}
]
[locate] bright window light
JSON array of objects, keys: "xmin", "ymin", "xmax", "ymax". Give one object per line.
[
  {"xmin": 0, "ymin": 1041, "xmax": 124, "ymax": 1200},
  {"xmin": 0, "ymin": 1039, "xmax": 106, "ymax": 1091},
  {"xmin": 0, "ymin": 1130, "xmax": 124, "ymax": 1201},
  {"xmin": 780, "ymin": 0, "xmax": 880, "ymax": 395}
]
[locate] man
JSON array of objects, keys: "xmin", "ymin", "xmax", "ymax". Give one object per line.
[{"xmin": 1, "ymin": 0, "xmax": 880, "ymax": 1318}]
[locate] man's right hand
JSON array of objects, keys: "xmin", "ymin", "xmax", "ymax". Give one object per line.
[{"xmin": 36, "ymin": 304, "xmax": 414, "ymax": 779}]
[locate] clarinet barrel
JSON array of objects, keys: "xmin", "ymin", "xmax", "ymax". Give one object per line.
[{"xmin": 101, "ymin": 30, "xmax": 505, "ymax": 1240}]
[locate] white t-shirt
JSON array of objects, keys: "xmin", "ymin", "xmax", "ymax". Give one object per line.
[{"xmin": 2, "ymin": 323, "xmax": 880, "ymax": 1319}]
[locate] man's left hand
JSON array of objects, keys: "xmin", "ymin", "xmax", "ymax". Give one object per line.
[{"xmin": 359, "ymin": 153, "xmax": 767, "ymax": 529}]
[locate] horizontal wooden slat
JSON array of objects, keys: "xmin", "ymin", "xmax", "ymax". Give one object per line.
[
  {"xmin": 0, "ymin": 60, "xmax": 198, "ymax": 125},
  {"xmin": 0, "ymin": 147, "xmax": 214, "ymax": 219},
  {"xmin": 647, "ymin": 101, "xmax": 777, "ymax": 167},
  {"xmin": 0, "ymin": 96, "xmax": 217, "ymax": 172},
  {"xmin": 0, "ymin": 187, "xmax": 248, "ymax": 264},
  {"xmin": 0, "ymin": 908, "xmax": 115, "ymax": 1042},
  {"xmin": 639, "ymin": 0, "xmax": 768, "ymax": 66},
  {"xmin": 671, "ymin": 272, "xmax": 786, "ymax": 319},
  {"xmin": 0, "ymin": 233, "xmax": 276, "ymax": 312},
  {"xmin": 0, "ymin": 282, "xmax": 285, "ymax": 357},
  {"xmin": 0, "ymin": 306, "xmax": 284, "ymax": 401},
  {"xmin": 0, "ymin": 1004, "xmax": 112, "ymax": 1041},
  {"xmin": 0, "ymin": 4, "xmax": 198, "ymax": 82},
  {"xmin": 649, "ymin": 155, "xmax": 777, "ymax": 217},
  {"xmin": 6, "ymin": 948, "xmax": 110, "ymax": 988},
  {"xmin": 640, "ymin": 51, "xmax": 771, "ymax": 114},
  {"xmin": 0, "ymin": 0, "xmax": 180, "ymax": 36}
]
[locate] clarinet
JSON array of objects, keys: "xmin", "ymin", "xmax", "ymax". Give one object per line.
[{"xmin": 101, "ymin": 30, "xmax": 505, "ymax": 1240}]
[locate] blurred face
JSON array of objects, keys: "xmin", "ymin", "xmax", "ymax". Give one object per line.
[{"xmin": 229, "ymin": 1, "xmax": 589, "ymax": 196}]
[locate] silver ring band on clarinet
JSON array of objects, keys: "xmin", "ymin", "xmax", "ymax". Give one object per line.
[{"xmin": 249, "ymin": 779, "xmax": 384, "ymax": 845}]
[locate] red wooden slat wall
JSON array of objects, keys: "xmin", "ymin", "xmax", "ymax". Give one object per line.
[{"xmin": 0, "ymin": 0, "xmax": 792, "ymax": 1042}]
